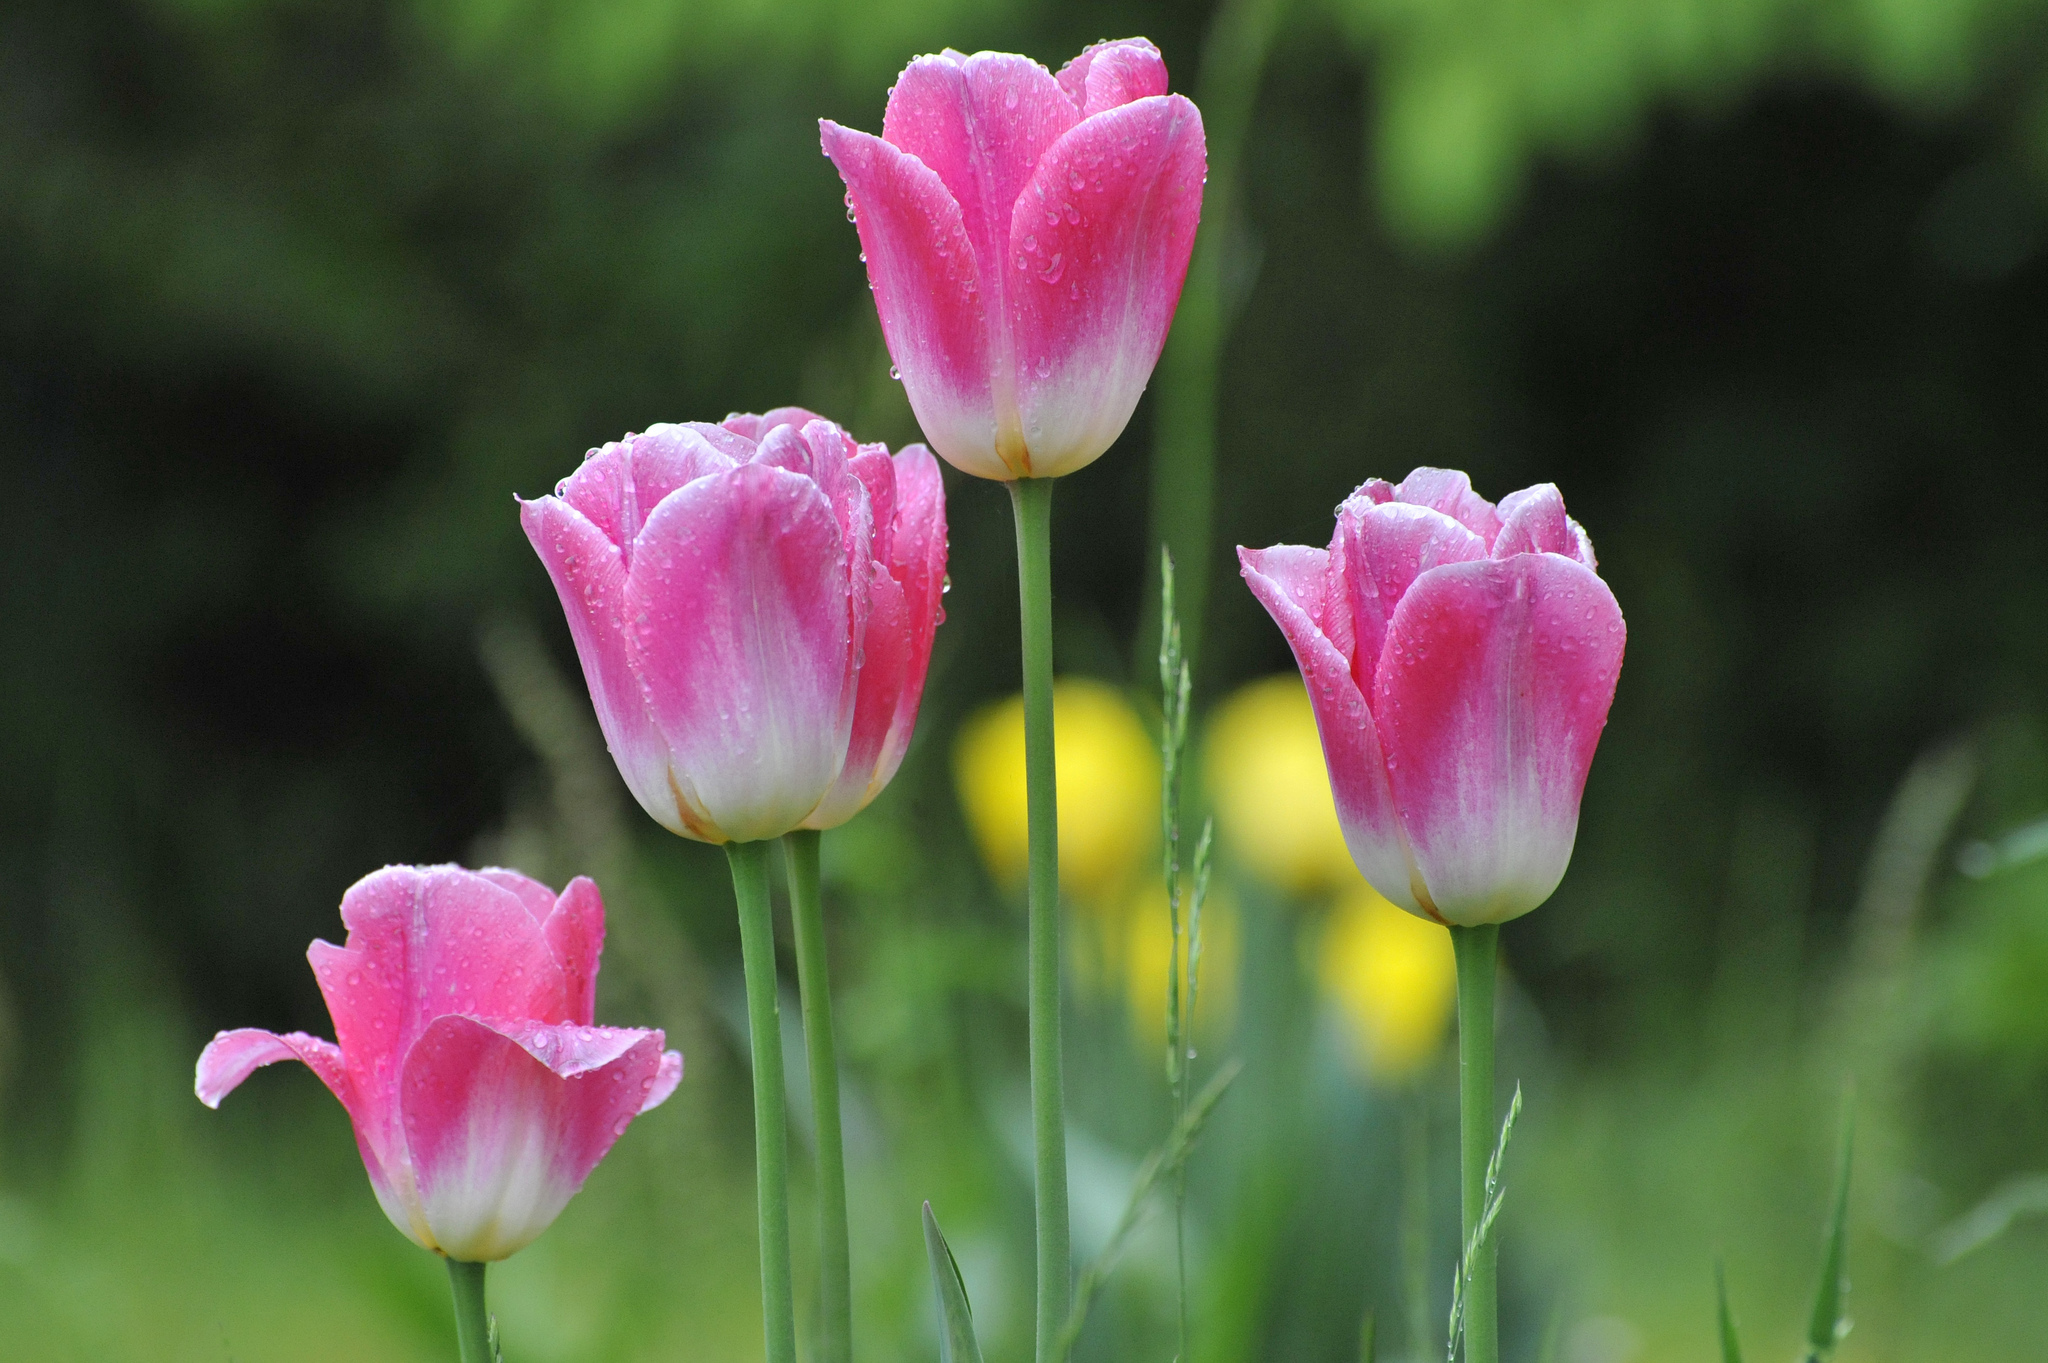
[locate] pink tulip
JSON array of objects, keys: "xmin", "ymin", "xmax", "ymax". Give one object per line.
[
  {"xmin": 196, "ymin": 865, "xmax": 682, "ymax": 1262},
  {"xmin": 1240, "ymin": 470, "xmax": 1626, "ymax": 926},
  {"xmin": 821, "ymin": 39, "xmax": 1206, "ymax": 481},
  {"xmin": 519, "ymin": 410, "xmax": 947, "ymax": 843}
]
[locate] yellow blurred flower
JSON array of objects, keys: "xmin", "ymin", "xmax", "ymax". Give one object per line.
[
  {"xmin": 1318, "ymin": 880, "xmax": 1456, "ymax": 1080},
  {"xmin": 954, "ymin": 679, "xmax": 1159, "ymax": 907},
  {"xmin": 1205, "ymin": 675, "xmax": 1357, "ymax": 897},
  {"xmin": 1123, "ymin": 879, "xmax": 1237, "ymax": 1049}
]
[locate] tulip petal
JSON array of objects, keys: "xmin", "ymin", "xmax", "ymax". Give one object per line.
[
  {"xmin": 881, "ymin": 53, "xmax": 1077, "ymax": 308},
  {"xmin": 1392, "ymin": 468, "xmax": 1503, "ymax": 546},
  {"xmin": 543, "ymin": 876, "xmax": 606, "ymax": 1028},
  {"xmin": 196, "ymin": 1027, "xmax": 350, "ymax": 1110},
  {"xmin": 1337, "ymin": 501, "xmax": 1487, "ymax": 688},
  {"xmin": 1056, "ymin": 39, "xmax": 1169, "ymax": 118},
  {"xmin": 1238, "ymin": 544, "xmax": 1422, "ymax": 914},
  {"xmin": 821, "ymin": 120, "xmax": 1003, "ymax": 478},
  {"xmin": 808, "ymin": 445, "xmax": 947, "ymax": 828},
  {"xmin": 520, "ymin": 494, "xmax": 685, "ymax": 833},
  {"xmin": 1008, "ymin": 94, "xmax": 1206, "ymax": 477},
  {"xmin": 723, "ymin": 407, "xmax": 829, "ymax": 443},
  {"xmin": 1372, "ymin": 554, "xmax": 1626, "ymax": 924},
  {"xmin": 398, "ymin": 1016, "xmax": 673, "ymax": 1261},
  {"xmin": 643, "ymin": 1047, "xmax": 685, "ymax": 1112},
  {"xmin": 623, "ymin": 463, "xmax": 854, "ymax": 841},
  {"xmin": 554, "ymin": 426, "xmax": 739, "ymax": 556},
  {"xmin": 1494, "ymin": 483, "xmax": 1597, "ymax": 569}
]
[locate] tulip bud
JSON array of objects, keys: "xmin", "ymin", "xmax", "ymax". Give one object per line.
[
  {"xmin": 196, "ymin": 866, "xmax": 681, "ymax": 1262},
  {"xmin": 1240, "ymin": 470, "xmax": 1626, "ymax": 926},
  {"xmin": 822, "ymin": 40, "xmax": 1206, "ymax": 480}
]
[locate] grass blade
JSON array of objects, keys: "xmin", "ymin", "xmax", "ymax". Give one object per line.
[
  {"xmin": 1056, "ymin": 1059, "xmax": 1243, "ymax": 1359},
  {"xmin": 1446, "ymin": 1084, "xmax": 1522, "ymax": 1361},
  {"xmin": 1803, "ymin": 1106, "xmax": 1854, "ymax": 1361},
  {"xmin": 1715, "ymin": 1260, "xmax": 1743, "ymax": 1363},
  {"xmin": 1360, "ymin": 1308, "xmax": 1376, "ymax": 1363},
  {"xmin": 923, "ymin": 1202, "xmax": 986, "ymax": 1363}
]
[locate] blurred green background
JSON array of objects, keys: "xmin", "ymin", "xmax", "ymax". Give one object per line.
[{"xmin": 9, "ymin": 0, "xmax": 2048, "ymax": 1358}]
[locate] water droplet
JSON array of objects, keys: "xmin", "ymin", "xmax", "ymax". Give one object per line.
[
  {"xmin": 1046, "ymin": 208, "xmax": 1060, "ymax": 225},
  {"xmin": 1003, "ymin": 87, "xmax": 1018, "ymax": 110},
  {"xmin": 940, "ymin": 574, "xmax": 952, "ymax": 595},
  {"xmin": 1037, "ymin": 252, "xmax": 1065, "ymax": 285},
  {"xmin": 888, "ymin": 366, "xmax": 901, "ymax": 381},
  {"xmin": 1023, "ymin": 234, "xmax": 1037, "ymax": 252}
]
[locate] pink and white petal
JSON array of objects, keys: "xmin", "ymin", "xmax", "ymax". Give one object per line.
[
  {"xmin": 1392, "ymin": 468, "xmax": 1503, "ymax": 546},
  {"xmin": 1055, "ymin": 39, "xmax": 1169, "ymax": 118},
  {"xmin": 398, "ymin": 1016, "xmax": 670, "ymax": 1261},
  {"xmin": 1336, "ymin": 502, "xmax": 1487, "ymax": 687},
  {"xmin": 519, "ymin": 495, "xmax": 685, "ymax": 834},
  {"xmin": 805, "ymin": 564, "xmax": 911, "ymax": 829},
  {"xmin": 1371, "ymin": 555, "xmax": 1626, "ymax": 925},
  {"xmin": 1239, "ymin": 545, "xmax": 1422, "ymax": 914},
  {"xmin": 554, "ymin": 427, "xmax": 736, "ymax": 555},
  {"xmin": 806, "ymin": 444, "xmax": 946, "ymax": 830},
  {"xmin": 1008, "ymin": 94, "xmax": 1206, "ymax": 478},
  {"xmin": 474, "ymin": 868, "xmax": 557, "ymax": 925},
  {"xmin": 1493, "ymin": 484, "xmax": 1597, "ymax": 569},
  {"xmin": 880, "ymin": 53, "xmax": 1078, "ymax": 304},
  {"xmin": 642, "ymin": 1048, "xmax": 685, "ymax": 1113},
  {"xmin": 724, "ymin": 408, "xmax": 829, "ymax": 443},
  {"xmin": 848, "ymin": 447, "xmax": 899, "ymax": 565},
  {"xmin": 542, "ymin": 876, "xmax": 606, "ymax": 1028},
  {"xmin": 196, "ymin": 1028, "xmax": 351, "ymax": 1110},
  {"xmin": 624, "ymin": 464, "xmax": 854, "ymax": 842},
  {"xmin": 821, "ymin": 121, "xmax": 1003, "ymax": 479}
]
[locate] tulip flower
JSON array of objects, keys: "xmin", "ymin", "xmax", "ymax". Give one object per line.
[
  {"xmin": 1239, "ymin": 469, "xmax": 1625, "ymax": 927},
  {"xmin": 1242, "ymin": 468, "xmax": 1623, "ymax": 1363},
  {"xmin": 822, "ymin": 39, "xmax": 1206, "ymax": 481},
  {"xmin": 196, "ymin": 865, "xmax": 681, "ymax": 1264},
  {"xmin": 519, "ymin": 409, "xmax": 948, "ymax": 844}
]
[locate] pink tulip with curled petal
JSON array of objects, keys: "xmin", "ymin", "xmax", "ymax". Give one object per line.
[
  {"xmin": 1240, "ymin": 470, "xmax": 1626, "ymax": 926},
  {"xmin": 196, "ymin": 865, "xmax": 683, "ymax": 1262},
  {"xmin": 822, "ymin": 39, "xmax": 1206, "ymax": 481},
  {"xmin": 519, "ymin": 410, "xmax": 948, "ymax": 843}
]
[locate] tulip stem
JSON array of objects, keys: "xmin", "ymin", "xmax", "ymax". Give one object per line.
[
  {"xmin": 784, "ymin": 828, "xmax": 853, "ymax": 1363},
  {"xmin": 447, "ymin": 1259, "xmax": 493, "ymax": 1363},
  {"xmin": 1450, "ymin": 923, "xmax": 1500, "ymax": 1363},
  {"xmin": 1010, "ymin": 475, "xmax": 1069, "ymax": 1363},
  {"xmin": 728, "ymin": 839, "xmax": 800, "ymax": 1363}
]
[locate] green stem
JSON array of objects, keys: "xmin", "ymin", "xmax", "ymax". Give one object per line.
[
  {"xmin": 1451, "ymin": 924, "xmax": 1500, "ymax": 1363},
  {"xmin": 728, "ymin": 839, "xmax": 799, "ymax": 1363},
  {"xmin": 1010, "ymin": 476, "xmax": 1069, "ymax": 1363},
  {"xmin": 447, "ymin": 1259, "xmax": 492, "ymax": 1363},
  {"xmin": 785, "ymin": 828, "xmax": 852, "ymax": 1363}
]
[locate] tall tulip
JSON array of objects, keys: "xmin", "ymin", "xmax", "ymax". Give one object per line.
[
  {"xmin": 521, "ymin": 408, "xmax": 945, "ymax": 1363},
  {"xmin": 827, "ymin": 45, "xmax": 1203, "ymax": 1361},
  {"xmin": 1240, "ymin": 467, "xmax": 1624, "ymax": 1363},
  {"xmin": 196, "ymin": 865, "xmax": 680, "ymax": 1362},
  {"xmin": 822, "ymin": 39, "xmax": 1206, "ymax": 483}
]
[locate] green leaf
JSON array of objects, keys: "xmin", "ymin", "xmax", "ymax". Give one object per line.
[
  {"xmin": 1715, "ymin": 1260, "xmax": 1744, "ymax": 1363},
  {"xmin": 1803, "ymin": 1106, "xmax": 1855, "ymax": 1361},
  {"xmin": 922, "ymin": 1202, "xmax": 985, "ymax": 1363}
]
